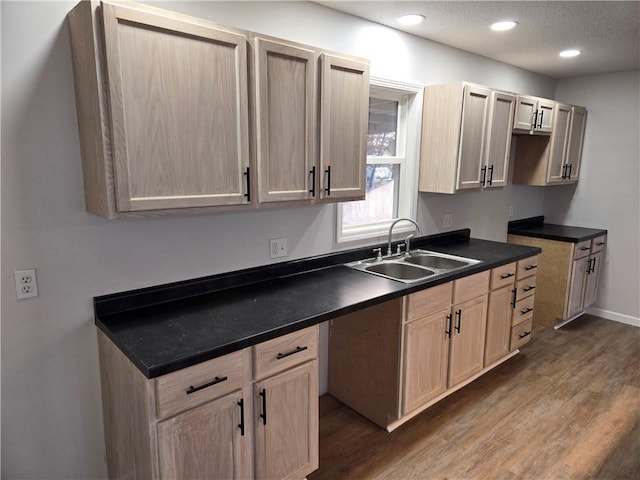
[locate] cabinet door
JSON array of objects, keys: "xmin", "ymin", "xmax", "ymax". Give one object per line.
[
  {"xmin": 456, "ymin": 85, "xmax": 491, "ymax": 190},
  {"xmin": 484, "ymin": 286, "xmax": 514, "ymax": 366},
  {"xmin": 102, "ymin": 3, "xmax": 250, "ymax": 212},
  {"xmin": 566, "ymin": 106, "xmax": 587, "ymax": 182},
  {"xmin": 402, "ymin": 309, "xmax": 451, "ymax": 414},
  {"xmin": 255, "ymin": 38, "xmax": 316, "ymax": 204},
  {"xmin": 254, "ymin": 361, "xmax": 319, "ymax": 480},
  {"xmin": 536, "ymin": 100, "xmax": 555, "ymax": 133},
  {"xmin": 448, "ymin": 295, "xmax": 488, "ymax": 387},
  {"xmin": 319, "ymin": 54, "xmax": 369, "ymax": 201},
  {"xmin": 567, "ymin": 256, "xmax": 589, "ymax": 318},
  {"xmin": 583, "ymin": 251, "xmax": 603, "ymax": 308},
  {"xmin": 546, "ymin": 103, "xmax": 572, "ymax": 184},
  {"xmin": 484, "ymin": 91, "xmax": 516, "ymax": 187},
  {"xmin": 157, "ymin": 391, "xmax": 246, "ymax": 479},
  {"xmin": 513, "ymin": 95, "xmax": 536, "ymax": 131}
]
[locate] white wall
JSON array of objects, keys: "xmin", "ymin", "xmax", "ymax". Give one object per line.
[
  {"xmin": 1, "ymin": 2, "xmax": 557, "ymax": 478},
  {"xmin": 547, "ymin": 71, "xmax": 640, "ymax": 324}
]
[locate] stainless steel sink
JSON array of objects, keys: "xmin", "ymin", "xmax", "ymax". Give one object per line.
[
  {"xmin": 346, "ymin": 249, "xmax": 482, "ymax": 283},
  {"xmin": 365, "ymin": 262, "xmax": 436, "ymax": 280}
]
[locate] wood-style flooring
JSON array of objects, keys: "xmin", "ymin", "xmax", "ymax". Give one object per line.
[{"xmin": 308, "ymin": 314, "xmax": 640, "ymax": 480}]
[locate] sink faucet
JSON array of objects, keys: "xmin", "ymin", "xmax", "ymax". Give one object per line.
[{"xmin": 387, "ymin": 218, "xmax": 422, "ymax": 256}]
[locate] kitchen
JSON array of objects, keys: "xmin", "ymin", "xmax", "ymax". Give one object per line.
[{"xmin": 1, "ymin": 1, "xmax": 639, "ymax": 479}]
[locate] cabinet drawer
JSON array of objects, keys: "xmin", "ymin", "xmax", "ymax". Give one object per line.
[
  {"xmin": 155, "ymin": 350, "xmax": 244, "ymax": 419},
  {"xmin": 490, "ymin": 263, "xmax": 516, "ymax": 290},
  {"xmin": 511, "ymin": 318, "xmax": 533, "ymax": 350},
  {"xmin": 453, "ymin": 270, "xmax": 490, "ymax": 304},
  {"xmin": 253, "ymin": 325, "xmax": 318, "ymax": 381},
  {"xmin": 574, "ymin": 240, "xmax": 592, "ymax": 259},
  {"xmin": 407, "ymin": 282, "xmax": 452, "ymax": 322},
  {"xmin": 591, "ymin": 235, "xmax": 607, "ymax": 253},
  {"xmin": 515, "ymin": 275, "xmax": 536, "ymax": 301},
  {"xmin": 516, "ymin": 255, "xmax": 539, "ymax": 280},
  {"xmin": 512, "ymin": 295, "xmax": 535, "ymax": 326}
]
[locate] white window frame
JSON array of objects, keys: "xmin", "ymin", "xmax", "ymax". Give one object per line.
[{"xmin": 336, "ymin": 77, "xmax": 423, "ymax": 244}]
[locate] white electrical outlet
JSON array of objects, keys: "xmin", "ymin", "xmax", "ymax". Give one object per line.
[
  {"xmin": 14, "ymin": 268, "xmax": 39, "ymax": 299},
  {"xmin": 443, "ymin": 213, "xmax": 453, "ymax": 228},
  {"xmin": 508, "ymin": 205, "xmax": 514, "ymax": 217},
  {"xmin": 269, "ymin": 238, "xmax": 288, "ymax": 259}
]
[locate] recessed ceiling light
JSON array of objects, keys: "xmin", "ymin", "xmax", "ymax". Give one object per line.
[
  {"xmin": 490, "ymin": 21, "xmax": 518, "ymax": 31},
  {"xmin": 560, "ymin": 49, "xmax": 582, "ymax": 58},
  {"xmin": 398, "ymin": 14, "xmax": 425, "ymax": 26}
]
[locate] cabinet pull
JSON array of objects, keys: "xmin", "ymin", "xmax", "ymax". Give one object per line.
[
  {"xmin": 520, "ymin": 307, "xmax": 533, "ymax": 315},
  {"xmin": 588, "ymin": 257, "xmax": 596, "ymax": 274},
  {"xmin": 580, "ymin": 246, "xmax": 591, "ymax": 251},
  {"xmin": 259, "ymin": 389, "xmax": 267, "ymax": 426},
  {"xmin": 276, "ymin": 345, "xmax": 308, "ymax": 360},
  {"xmin": 324, "ymin": 165, "xmax": 331, "ymax": 195},
  {"xmin": 309, "ymin": 166, "xmax": 316, "ymax": 197},
  {"xmin": 532, "ymin": 110, "xmax": 538, "ymax": 129},
  {"xmin": 488, "ymin": 164, "xmax": 494, "ymax": 185},
  {"xmin": 567, "ymin": 163, "xmax": 572, "ymax": 179},
  {"xmin": 511, "ymin": 287, "xmax": 517, "ymax": 307},
  {"xmin": 244, "ymin": 167, "xmax": 251, "ymax": 202},
  {"xmin": 480, "ymin": 165, "xmax": 487, "ymax": 186},
  {"xmin": 562, "ymin": 164, "xmax": 568, "ymax": 179},
  {"xmin": 596, "ymin": 242, "xmax": 605, "ymax": 246},
  {"xmin": 524, "ymin": 264, "xmax": 537, "ymax": 271},
  {"xmin": 186, "ymin": 376, "xmax": 228, "ymax": 395},
  {"xmin": 523, "ymin": 285, "xmax": 536, "ymax": 292},
  {"xmin": 537, "ymin": 110, "xmax": 544, "ymax": 129},
  {"xmin": 519, "ymin": 331, "xmax": 532, "ymax": 339},
  {"xmin": 445, "ymin": 313, "xmax": 453, "ymax": 338},
  {"xmin": 237, "ymin": 398, "xmax": 245, "ymax": 436},
  {"xmin": 500, "ymin": 272, "xmax": 515, "ymax": 279},
  {"xmin": 454, "ymin": 309, "xmax": 462, "ymax": 333}
]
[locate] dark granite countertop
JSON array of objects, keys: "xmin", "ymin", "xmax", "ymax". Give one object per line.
[
  {"xmin": 95, "ymin": 229, "xmax": 540, "ymax": 378},
  {"xmin": 508, "ymin": 216, "xmax": 607, "ymax": 243}
]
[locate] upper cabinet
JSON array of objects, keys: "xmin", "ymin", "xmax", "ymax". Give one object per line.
[
  {"xmin": 318, "ymin": 55, "xmax": 369, "ymax": 201},
  {"xmin": 418, "ymin": 82, "xmax": 515, "ymax": 194},
  {"xmin": 253, "ymin": 39, "xmax": 316, "ymax": 204},
  {"xmin": 68, "ymin": 0, "xmax": 369, "ymax": 218},
  {"xmin": 512, "ymin": 95, "xmax": 555, "ymax": 134},
  {"xmin": 513, "ymin": 104, "xmax": 587, "ymax": 186}
]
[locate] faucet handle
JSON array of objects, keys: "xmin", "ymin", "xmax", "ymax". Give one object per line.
[
  {"xmin": 372, "ymin": 248, "xmax": 383, "ymax": 261},
  {"xmin": 404, "ymin": 233, "xmax": 415, "ymax": 255},
  {"xmin": 396, "ymin": 243, "xmax": 406, "ymax": 255}
]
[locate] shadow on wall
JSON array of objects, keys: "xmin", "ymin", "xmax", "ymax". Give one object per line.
[
  {"xmin": 543, "ymin": 183, "xmax": 578, "ymax": 224},
  {"xmin": 3, "ymin": 17, "xmax": 88, "ymax": 234}
]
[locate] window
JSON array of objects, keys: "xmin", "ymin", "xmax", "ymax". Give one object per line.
[{"xmin": 336, "ymin": 78, "xmax": 423, "ymax": 243}]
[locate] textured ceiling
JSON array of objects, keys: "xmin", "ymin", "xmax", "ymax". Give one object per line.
[{"xmin": 314, "ymin": 1, "xmax": 640, "ymax": 79}]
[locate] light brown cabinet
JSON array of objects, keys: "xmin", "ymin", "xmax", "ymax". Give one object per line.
[
  {"xmin": 97, "ymin": 325, "xmax": 319, "ymax": 479},
  {"xmin": 253, "ymin": 41, "xmax": 369, "ymax": 206},
  {"xmin": 418, "ymin": 82, "xmax": 515, "ymax": 194},
  {"xmin": 68, "ymin": 0, "xmax": 369, "ymax": 218},
  {"xmin": 254, "ymin": 38, "xmax": 316, "ymax": 204},
  {"xmin": 513, "ymin": 95, "xmax": 555, "ymax": 134},
  {"xmin": 509, "ymin": 256, "xmax": 538, "ymax": 350},
  {"xmin": 513, "ymin": 103, "xmax": 587, "ymax": 186},
  {"xmin": 69, "ymin": 1, "xmax": 251, "ymax": 216},
  {"xmin": 484, "ymin": 262, "xmax": 517, "ymax": 366},
  {"xmin": 508, "ymin": 234, "xmax": 605, "ymax": 327},
  {"xmin": 328, "ymin": 266, "xmax": 536, "ymax": 432}
]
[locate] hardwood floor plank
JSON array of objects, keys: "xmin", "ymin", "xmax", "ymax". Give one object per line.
[{"xmin": 309, "ymin": 315, "xmax": 640, "ymax": 480}]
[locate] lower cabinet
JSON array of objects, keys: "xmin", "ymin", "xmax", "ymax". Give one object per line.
[
  {"xmin": 157, "ymin": 391, "xmax": 245, "ymax": 479},
  {"xmin": 329, "ymin": 265, "xmax": 535, "ymax": 432},
  {"xmin": 254, "ymin": 361, "xmax": 318, "ymax": 480},
  {"xmin": 97, "ymin": 325, "xmax": 319, "ymax": 480},
  {"xmin": 508, "ymin": 233, "xmax": 605, "ymax": 326}
]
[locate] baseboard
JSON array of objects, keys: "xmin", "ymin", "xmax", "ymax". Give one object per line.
[{"xmin": 586, "ymin": 307, "xmax": 640, "ymax": 327}]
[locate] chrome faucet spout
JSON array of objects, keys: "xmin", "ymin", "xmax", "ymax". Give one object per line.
[{"xmin": 387, "ymin": 218, "xmax": 422, "ymax": 256}]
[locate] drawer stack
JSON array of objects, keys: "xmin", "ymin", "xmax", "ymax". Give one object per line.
[{"xmin": 510, "ymin": 255, "xmax": 538, "ymax": 350}]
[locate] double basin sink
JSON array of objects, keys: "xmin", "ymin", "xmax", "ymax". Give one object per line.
[{"xmin": 346, "ymin": 249, "xmax": 482, "ymax": 283}]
